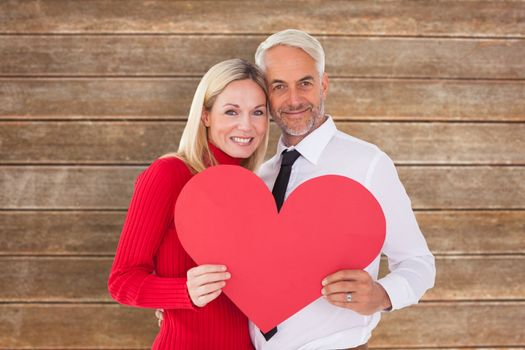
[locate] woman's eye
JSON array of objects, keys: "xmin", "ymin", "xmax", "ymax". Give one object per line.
[
  {"xmin": 253, "ymin": 110, "xmax": 265, "ymax": 116},
  {"xmin": 225, "ymin": 109, "xmax": 237, "ymax": 116}
]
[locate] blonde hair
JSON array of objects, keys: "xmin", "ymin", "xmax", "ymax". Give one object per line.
[
  {"xmin": 170, "ymin": 58, "xmax": 269, "ymax": 173},
  {"xmin": 255, "ymin": 29, "xmax": 325, "ymax": 77}
]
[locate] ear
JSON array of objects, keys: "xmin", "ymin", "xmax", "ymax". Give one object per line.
[
  {"xmin": 201, "ymin": 109, "xmax": 211, "ymax": 127},
  {"xmin": 321, "ymin": 72, "xmax": 329, "ymax": 99}
]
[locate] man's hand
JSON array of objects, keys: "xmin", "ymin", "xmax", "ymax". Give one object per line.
[
  {"xmin": 186, "ymin": 264, "xmax": 230, "ymax": 307},
  {"xmin": 321, "ymin": 269, "xmax": 392, "ymax": 315}
]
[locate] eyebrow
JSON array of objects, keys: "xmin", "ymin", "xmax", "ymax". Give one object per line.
[
  {"xmin": 270, "ymin": 75, "xmax": 315, "ymax": 85},
  {"xmin": 299, "ymin": 75, "xmax": 315, "ymax": 82},
  {"xmin": 269, "ymin": 79, "xmax": 286, "ymax": 85},
  {"xmin": 223, "ymin": 103, "xmax": 266, "ymax": 109}
]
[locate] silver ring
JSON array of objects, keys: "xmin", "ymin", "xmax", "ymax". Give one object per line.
[{"xmin": 346, "ymin": 293, "xmax": 352, "ymax": 302}]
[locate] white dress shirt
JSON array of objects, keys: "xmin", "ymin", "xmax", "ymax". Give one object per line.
[{"xmin": 250, "ymin": 116, "xmax": 436, "ymax": 350}]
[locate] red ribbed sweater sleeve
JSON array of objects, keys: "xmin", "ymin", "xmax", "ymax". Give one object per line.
[{"xmin": 108, "ymin": 157, "xmax": 194, "ymax": 309}]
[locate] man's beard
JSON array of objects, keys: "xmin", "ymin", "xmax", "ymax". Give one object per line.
[{"xmin": 272, "ymin": 96, "xmax": 325, "ymax": 138}]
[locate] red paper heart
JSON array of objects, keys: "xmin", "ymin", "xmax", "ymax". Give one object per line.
[{"xmin": 175, "ymin": 165, "xmax": 385, "ymax": 332}]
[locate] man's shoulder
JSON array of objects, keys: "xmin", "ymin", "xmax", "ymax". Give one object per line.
[{"xmin": 330, "ymin": 129, "xmax": 385, "ymax": 160}]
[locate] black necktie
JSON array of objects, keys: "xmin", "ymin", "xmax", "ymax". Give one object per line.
[{"xmin": 262, "ymin": 149, "xmax": 301, "ymax": 341}]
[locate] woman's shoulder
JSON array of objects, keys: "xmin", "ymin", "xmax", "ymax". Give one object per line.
[
  {"xmin": 152, "ymin": 155, "xmax": 188, "ymax": 169},
  {"xmin": 140, "ymin": 155, "xmax": 194, "ymax": 185}
]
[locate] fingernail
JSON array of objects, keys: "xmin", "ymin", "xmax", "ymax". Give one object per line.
[
  {"xmin": 321, "ymin": 288, "xmax": 326, "ymax": 295},
  {"xmin": 221, "ymin": 265, "xmax": 227, "ymax": 271},
  {"xmin": 321, "ymin": 279, "xmax": 327, "ymax": 286},
  {"xmin": 225, "ymin": 272, "xmax": 231, "ymax": 279}
]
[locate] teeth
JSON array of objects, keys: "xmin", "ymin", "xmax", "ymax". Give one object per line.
[{"xmin": 232, "ymin": 137, "xmax": 252, "ymax": 144}]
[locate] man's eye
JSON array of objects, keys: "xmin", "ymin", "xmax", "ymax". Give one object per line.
[
  {"xmin": 273, "ymin": 84, "xmax": 285, "ymax": 91},
  {"xmin": 300, "ymin": 81, "xmax": 313, "ymax": 87}
]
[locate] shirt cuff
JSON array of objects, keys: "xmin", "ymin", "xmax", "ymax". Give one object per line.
[{"xmin": 377, "ymin": 273, "xmax": 417, "ymax": 311}]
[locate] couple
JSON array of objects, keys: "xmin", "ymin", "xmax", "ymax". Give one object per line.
[{"xmin": 108, "ymin": 29, "xmax": 436, "ymax": 350}]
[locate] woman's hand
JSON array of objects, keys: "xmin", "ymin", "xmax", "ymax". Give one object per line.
[{"xmin": 186, "ymin": 264, "xmax": 231, "ymax": 307}]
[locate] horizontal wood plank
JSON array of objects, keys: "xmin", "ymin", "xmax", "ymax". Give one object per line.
[
  {"xmin": 418, "ymin": 211, "xmax": 525, "ymax": 255},
  {"xmin": 1, "ymin": 36, "xmax": 524, "ymax": 79},
  {"xmin": 2, "ymin": 121, "xmax": 523, "ymax": 165},
  {"xmin": 0, "ymin": 257, "xmax": 112, "ymax": 302},
  {"xmin": 385, "ymin": 256, "xmax": 525, "ymax": 301},
  {"xmin": 0, "ymin": 166, "xmax": 140, "ymax": 210},
  {"xmin": 1, "ymin": 211, "xmax": 522, "ymax": 256},
  {"xmin": 0, "ymin": 303, "xmax": 523, "ymax": 348},
  {"xmin": 1, "ymin": 79, "xmax": 524, "ymax": 121},
  {"xmin": 1, "ymin": 256, "xmax": 523, "ymax": 302},
  {"xmin": 370, "ymin": 302, "xmax": 525, "ymax": 347},
  {"xmin": 0, "ymin": 166, "xmax": 523, "ymax": 209},
  {"xmin": 0, "ymin": 304, "xmax": 157, "ymax": 349},
  {"xmin": 398, "ymin": 166, "xmax": 524, "ymax": 209},
  {"xmin": 1, "ymin": 1, "xmax": 523, "ymax": 37},
  {"xmin": 0, "ymin": 211, "xmax": 123, "ymax": 255}
]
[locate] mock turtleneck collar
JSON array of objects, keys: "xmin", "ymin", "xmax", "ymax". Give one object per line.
[{"xmin": 208, "ymin": 141, "xmax": 242, "ymax": 166}]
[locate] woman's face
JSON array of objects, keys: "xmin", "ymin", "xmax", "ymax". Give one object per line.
[{"xmin": 202, "ymin": 79, "xmax": 268, "ymax": 159}]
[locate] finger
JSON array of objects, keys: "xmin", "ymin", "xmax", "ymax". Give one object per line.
[
  {"xmin": 322, "ymin": 269, "xmax": 366, "ymax": 286},
  {"xmin": 193, "ymin": 280, "xmax": 226, "ymax": 297},
  {"xmin": 195, "ymin": 289, "xmax": 222, "ymax": 307},
  {"xmin": 330, "ymin": 300, "xmax": 356, "ymax": 310},
  {"xmin": 324, "ymin": 292, "xmax": 360, "ymax": 304},
  {"xmin": 321, "ymin": 281, "xmax": 358, "ymax": 296},
  {"xmin": 155, "ymin": 309, "xmax": 163, "ymax": 321},
  {"xmin": 187, "ymin": 264, "xmax": 227, "ymax": 278},
  {"xmin": 187, "ymin": 271, "xmax": 231, "ymax": 287}
]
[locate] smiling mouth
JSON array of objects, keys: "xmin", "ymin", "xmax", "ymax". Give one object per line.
[
  {"xmin": 282, "ymin": 107, "xmax": 311, "ymax": 116},
  {"xmin": 230, "ymin": 136, "xmax": 254, "ymax": 145}
]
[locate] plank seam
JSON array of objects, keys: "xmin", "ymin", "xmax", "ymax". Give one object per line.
[{"xmin": 0, "ymin": 32, "xmax": 524, "ymax": 40}]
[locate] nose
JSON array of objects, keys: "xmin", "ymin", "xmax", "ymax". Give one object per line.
[
  {"xmin": 286, "ymin": 87, "xmax": 301, "ymax": 106},
  {"xmin": 237, "ymin": 113, "xmax": 254, "ymax": 132}
]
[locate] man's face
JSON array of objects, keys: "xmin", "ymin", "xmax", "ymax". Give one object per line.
[{"xmin": 264, "ymin": 45, "xmax": 328, "ymax": 146}]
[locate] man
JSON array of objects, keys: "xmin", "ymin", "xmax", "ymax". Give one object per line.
[{"xmin": 250, "ymin": 29, "xmax": 436, "ymax": 350}]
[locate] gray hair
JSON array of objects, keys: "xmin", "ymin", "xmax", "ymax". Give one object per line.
[{"xmin": 255, "ymin": 29, "xmax": 325, "ymax": 77}]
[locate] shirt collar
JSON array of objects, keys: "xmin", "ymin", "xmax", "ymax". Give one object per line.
[{"xmin": 275, "ymin": 115, "xmax": 337, "ymax": 166}]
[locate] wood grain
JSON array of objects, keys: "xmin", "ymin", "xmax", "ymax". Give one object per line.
[
  {"xmin": 417, "ymin": 211, "xmax": 525, "ymax": 255},
  {"xmin": 396, "ymin": 256, "xmax": 524, "ymax": 301},
  {"xmin": 0, "ymin": 166, "xmax": 140, "ymax": 209},
  {"xmin": 2, "ymin": 121, "xmax": 523, "ymax": 165},
  {"xmin": 1, "ymin": 36, "xmax": 523, "ymax": 79},
  {"xmin": 0, "ymin": 257, "xmax": 112, "ymax": 302},
  {"xmin": 1, "ymin": 0, "xmax": 523, "ymax": 348},
  {"xmin": 1, "ymin": 1, "xmax": 523, "ymax": 36},
  {"xmin": 0, "ymin": 304, "xmax": 157, "ymax": 349},
  {"xmin": 0, "ymin": 303, "xmax": 522, "ymax": 348},
  {"xmin": 2, "ymin": 210, "xmax": 522, "ymax": 256},
  {"xmin": 1, "ymin": 166, "xmax": 522, "ymax": 210},
  {"xmin": 397, "ymin": 166, "xmax": 525, "ymax": 209},
  {"xmin": 0, "ymin": 211, "xmax": 123, "ymax": 255},
  {"xmin": 1, "ymin": 256, "xmax": 523, "ymax": 302},
  {"xmin": 370, "ymin": 302, "xmax": 525, "ymax": 347},
  {"xmin": 1, "ymin": 78, "xmax": 524, "ymax": 121}
]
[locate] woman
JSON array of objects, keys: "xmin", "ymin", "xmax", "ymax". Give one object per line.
[{"xmin": 108, "ymin": 59, "xmax": 269, "ymax": 349}]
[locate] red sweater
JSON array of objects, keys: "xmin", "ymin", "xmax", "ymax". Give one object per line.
[{"xmin": 108, "ymin": 144, "xmax": 254, "ymax": 350}]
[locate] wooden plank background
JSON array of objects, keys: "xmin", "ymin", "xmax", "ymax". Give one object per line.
[{"xmin": 0, "ymin": 1, "xmax": 523, "ymax": 348}]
